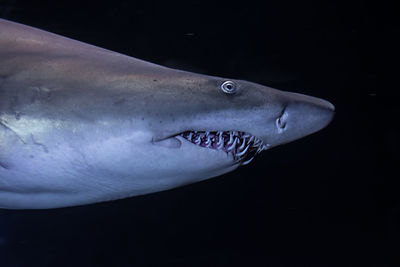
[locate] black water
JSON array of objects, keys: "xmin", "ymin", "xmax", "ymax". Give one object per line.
[{"xmin": 0, "ymin": 1, "xmax": 396, "ymax": 266}]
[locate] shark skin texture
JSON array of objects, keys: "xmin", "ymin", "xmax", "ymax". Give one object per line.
[{"xmin": 0, "ymin": 19, "xmax": 334, "ymax": 209}]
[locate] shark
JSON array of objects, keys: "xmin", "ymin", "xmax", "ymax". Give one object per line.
[{"xmin": 0, "ymin": 19, "xmax": 334, "ymax": 209}]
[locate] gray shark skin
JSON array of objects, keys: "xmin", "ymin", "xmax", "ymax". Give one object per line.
[{"xmin": 0, "ymin": 19, "xmax": 334, "ymax": 209}]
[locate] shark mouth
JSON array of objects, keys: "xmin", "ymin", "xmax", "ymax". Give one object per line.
[{"xmin": 179, "ymin": 131, "xmax": 269, "ymax": 165}]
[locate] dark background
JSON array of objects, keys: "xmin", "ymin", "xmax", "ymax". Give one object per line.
[{"xmin": 0, "ymin": 0, "xmax": 396, "ymax": 266}]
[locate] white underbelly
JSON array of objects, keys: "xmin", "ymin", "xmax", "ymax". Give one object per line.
[{"xmin": 0, "ymin": 132, "xmax": 236, "ymax": 209}]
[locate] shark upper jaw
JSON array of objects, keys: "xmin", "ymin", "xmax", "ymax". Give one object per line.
[{"xmin": 154, "ymin": 129, "xmax": 270, "ymax": 166}]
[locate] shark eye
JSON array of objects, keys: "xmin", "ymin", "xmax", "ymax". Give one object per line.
[{"xmin": 221, "ymin": 81, "xmax": 237, "ymax": 94}]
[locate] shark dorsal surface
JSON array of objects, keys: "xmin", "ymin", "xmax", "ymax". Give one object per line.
[{"xmin": 0, "ymin": 19, "xmax": 334, "ymax": 209}]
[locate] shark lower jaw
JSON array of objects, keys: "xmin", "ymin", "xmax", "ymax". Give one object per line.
[{"xmin": 177, "ymin": 130, "xmax": 270, "ymax": 165}]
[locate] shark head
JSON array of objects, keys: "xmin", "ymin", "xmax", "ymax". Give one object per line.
[
  {"xmin": 152, "ymin": 75, "xmax": 335, "ymax": 150},
  {"xmin": 105, "ymin": 69, "xmax": 336, "ymax": 191}
]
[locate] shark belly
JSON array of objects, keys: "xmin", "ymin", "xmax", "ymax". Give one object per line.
[{"xmin": 0, "ymin": 117, "xmax": 236, "ymax": 209}]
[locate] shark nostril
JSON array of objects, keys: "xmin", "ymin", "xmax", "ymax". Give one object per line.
[
  {"xmin": 277, "ymin": 117, "xmax": 286, "ymax": 128},
  {"xmin": 276, "ymin": 112, "xmax": 288, "ymax": 133}
]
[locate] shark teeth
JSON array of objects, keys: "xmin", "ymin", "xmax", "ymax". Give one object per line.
[{"xmin": 179, "ymin": 130, "xmax": 269, "ymax": 165}]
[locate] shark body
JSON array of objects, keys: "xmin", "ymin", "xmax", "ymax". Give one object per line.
[{"xmin": 0, "ymin": 19, "xmax": 334, "ymax": 209}]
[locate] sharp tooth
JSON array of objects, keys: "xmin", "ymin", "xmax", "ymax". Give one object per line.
[
  {"xmin": 187, "ymin": 132, "xmax": 193, "ymax": 140},
  {"xmin": 205, "ymin": 135, "xmax": 211, "ymax": 146},
  {"xmin": 260, "ymin": 144, "xmax": 270, "ymax": 151},
  {"xmin": 227, "ymin": 137, "xmax": 238, "ymax": 151},
  {"xmin": 238, "ymin": 137, "xmax": 246, "ymax": 150},
  {"xmin": 195, "ymin": 135, "xmax": 201, "ymax": 144},
  {"xmin": 242, "ymin": 157, "xmax": 254, "ymax": 165},
  {"xmin": 217, "ymin": 137, "xmax": 224, "ymax": 149},
  {"xmin": 236, "ymin": 144, "xmax": 250, "ymax": 157},
  {"xmin": 257, "ymin": 145, "xmax": 265, "ymax": 153},
  {"xmin": 228, "ymin": 132, "xmax": 233, "ymax": 145},
  {"xmin": 249, "ymin": 136, "xmax": 255, "ymax": 143},
  {"xmin": 206, "ymin": 131, "xmax": 209, "ymax": 137}
]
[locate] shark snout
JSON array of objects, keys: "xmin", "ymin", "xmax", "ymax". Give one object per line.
[{"xmin": 270, "ymin": 92, "xmax": 335, "ymax": 146}]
